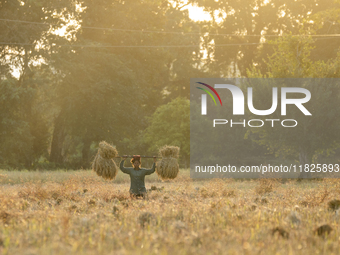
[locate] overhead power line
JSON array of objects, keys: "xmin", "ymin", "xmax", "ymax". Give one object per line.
[
  {"xmin": 1, "ymin": 18, "xmax": 340, "ymax": 37},
  {"xmin": 0, "ymin": 42, "xmax": 263, "ymax": 48},
  {"xmin": 0, "ymin": 36, "xmax": 338, "ymax": 48}
]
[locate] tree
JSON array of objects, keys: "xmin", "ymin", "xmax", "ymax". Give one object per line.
[
  {"xmin": 246, "ymin": 35, "xmax": 340, "ymax": 177},
  {"xmin": 0, "ymin": 78, "xmax": 32, "ymax": 167},
  {"xmin": 142, "ymin": 97, "xmax": 190, "ymax": 167},
  {"xmin": 0, "ymin": 0, "xmax": 76, "ymax": 168},
  {"xmin": 50, "ymin": 48, "xmax": 138, "ymax": 167},
  {"xmin": 189, "ymin": 0, "xmax": 340, "ymax": 77},
  {"xmin": 309, "ymin": 0, "xmax": 340, "ymax": 62},
  {"xmin": 49, "ymin": 0, "xmax": 203, "ymax": 167}
]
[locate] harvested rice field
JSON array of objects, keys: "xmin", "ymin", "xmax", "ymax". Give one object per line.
[{"xmin": 0, "ymin": 170, "xmax": 340, "ymax": 255}]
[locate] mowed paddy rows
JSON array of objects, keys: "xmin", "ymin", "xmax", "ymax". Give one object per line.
[{"xmin": 0, "ymin": 170, "xmax": 340, "ymax": 254}]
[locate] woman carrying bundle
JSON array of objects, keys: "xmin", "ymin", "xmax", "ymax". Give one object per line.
[{"xmin": 120, "ymin": 155, "xmax": 157, "ymax": 199}]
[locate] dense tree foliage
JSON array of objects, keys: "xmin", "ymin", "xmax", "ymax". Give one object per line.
[
  {"xmin": 0, "ymin": 0, "xmax": 339, "ymax": 169},
  {"xmin": 190, "ymin": 0, "xmax": 340, "ymax": 76},
  {"xmin": 142, "ymin": 97, "xmax": 190, "ymax": 167},
  {"xmin": 0, "ymin": 0, "xmax": 201, "ymax": 168},
  {"xmin": 246, "ymin": 35, "xmax": 340, "ymax": 172},
  {"xmin": 0, "ymin": 0, "xmax": 76, "ymax": 168}
]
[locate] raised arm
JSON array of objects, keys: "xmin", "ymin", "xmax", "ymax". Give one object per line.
[
  {"xmin": 120, "ymin": 159, "xmax": 130, "ymax": 174},
  {"xmin": 144, "ymin": 157, "xmax": 157, "ymax": 175}
]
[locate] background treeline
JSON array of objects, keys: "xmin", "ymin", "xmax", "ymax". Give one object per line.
[{"xmin": 0, "ymin": 0, "xmax": 339, "ymax": 169}]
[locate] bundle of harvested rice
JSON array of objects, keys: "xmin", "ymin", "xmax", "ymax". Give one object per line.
[
  {"xmin": 92, "ymin": 141, "xmax": 118, "ymax": 180},
  {"xmin": 156, "ymin": 145, "xmax": 180, "ymax": 180},
  {"xmin": 98, "ymin": 141, "xmax": 118, "ymax": 159}
]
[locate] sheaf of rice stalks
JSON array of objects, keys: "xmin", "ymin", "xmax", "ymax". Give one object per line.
[
  {"xmin": 92, "ymin": 141, "xmax": 118, "ymax": 180},
  {"xmin": 156, "ymin": 145, "xmax": 180, "ymax": 180}
]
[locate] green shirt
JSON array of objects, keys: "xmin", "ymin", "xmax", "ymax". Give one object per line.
[{"xmin": 119, "ymin": 160, "xmax": 156, "ymax": 195}]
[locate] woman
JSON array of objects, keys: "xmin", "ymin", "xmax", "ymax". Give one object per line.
[{"xmin": 120, "ymin": 155, "xmax": 157, "ymax": 199}]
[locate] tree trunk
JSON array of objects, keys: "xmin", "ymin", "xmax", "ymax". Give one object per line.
[
  {"xmin": 21, "ymin": 46, "xmax": 34, "ymax": 168},
  {"xmin": 82, "ymin": 136, "xmax": 92, "ymax": 168},
  {"xmin": 298, "ymin": 147, "xmax": 312, "ymax": 179},
  {"xmin": 50, "ymin": 111, "xmax": 66, "ymax": 164}
]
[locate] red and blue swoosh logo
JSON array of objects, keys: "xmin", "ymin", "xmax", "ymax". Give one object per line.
[{"xmin": 196, "ymin": 82, "xmax": 222, "ymax": 106}]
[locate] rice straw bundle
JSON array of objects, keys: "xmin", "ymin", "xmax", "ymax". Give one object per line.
[
  {"xmin": 156, "ymin": 145, "xmax": 180, "ymax": 180},
  {"xmin": 98, "ymin": 141, "xmax": 118, "ymax": 159},
  {"xmin": 92, "ymin": 141, "xmax": 118, "ymax": 180}
]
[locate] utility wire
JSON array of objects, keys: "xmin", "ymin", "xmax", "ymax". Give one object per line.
[
  {"xmin": 1, "ymin": 18, "xmax": 340, "ymax": 37},
  {"xmin": 0, "ymin": 42, "xmax": 264, "ymax": 48},
  {"xmin": 0, "ymin": 36, "xmax": 337, "ymax": 48}
]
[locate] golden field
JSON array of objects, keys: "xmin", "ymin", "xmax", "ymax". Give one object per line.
[{"xmin": 0, "ymin": 170, "xmax": 340, "ymax": 255}]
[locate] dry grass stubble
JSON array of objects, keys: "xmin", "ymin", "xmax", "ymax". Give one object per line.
[{"xmin": 0, "ymin": 172, "xmax": 339, "ymax": 254}]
